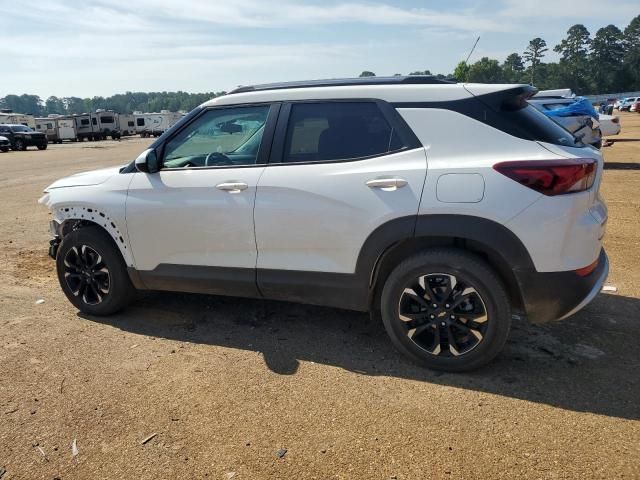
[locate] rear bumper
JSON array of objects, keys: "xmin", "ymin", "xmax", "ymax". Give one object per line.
[{"xmin": 515, "ymin": 249, "xmax": 609, "ymax": 323}]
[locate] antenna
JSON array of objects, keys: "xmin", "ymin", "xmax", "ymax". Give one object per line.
[{"xmin": 464, "ymin": 36, "xmax": 480, "ymax": 65}]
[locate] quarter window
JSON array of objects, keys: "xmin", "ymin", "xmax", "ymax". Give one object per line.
[
  {"xmin": 282, "ymin": 102, "xmax": 404, "ymax": 163},
  {"xmin": 162, "ymin": 105, "xmax": 270, "ymax": 169}
]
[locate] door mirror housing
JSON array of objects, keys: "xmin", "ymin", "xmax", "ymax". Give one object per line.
[{"xmin": 135, "ymin": 148, "xmax": 160, "ymax": 173}]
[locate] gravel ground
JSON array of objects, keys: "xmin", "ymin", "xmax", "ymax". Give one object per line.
[{"xmin": 0, "ymin": 114, "xmax": 639, "ymax": 479}]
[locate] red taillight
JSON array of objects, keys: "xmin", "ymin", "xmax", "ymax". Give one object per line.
[
  {"xmin": 493, "ymin": 159, "xmax": 596, "ymax": 196},
  {"xmin": 575, "ymin": 258, "xmax": 599, "ymax": 277}
]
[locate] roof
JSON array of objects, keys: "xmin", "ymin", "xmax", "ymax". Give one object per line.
[{"xmin": 203, "ymin": 78, "xmax": 530, "ymax": 108}]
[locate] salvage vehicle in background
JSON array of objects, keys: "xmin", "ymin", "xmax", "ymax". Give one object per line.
[
  {"xmin": 618, "ymin": 97, "xmax": 639, "ymax": 111},
  {"xmin": 529, "ymin": 90, "xmax": 602, "ymax": 148},
  {"xmin": 40, "ymin": 77, "xmax": 608, "ymax": 372},
  {"xmin": 598, "ymin": 114, "xmax": 621, "ymax": 137},
  {"xmin": 0, "ymin": 124, "xmax": 47, "ymax": 150}
]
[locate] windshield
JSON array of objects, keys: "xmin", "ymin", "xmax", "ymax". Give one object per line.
[{"xmin": 10, "ymin": 125, "xmax": 33, "ymax": 133}]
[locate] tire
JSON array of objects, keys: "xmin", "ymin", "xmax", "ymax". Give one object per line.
[
  {"xmin": 380, "ymin": 248, "xmax": 511, "ymax": 372},
  {"xmin": 56, "ymin": 226, "xmax": 134, "ymax": 315},
  {"xmin": 0, "ymin": 147, "xmax": 8, "ymax": 153},
  {"xmin": 37, "ymin": 144, "xmax": 47, "ymax": 150},
  {"xmin": 14, "ymin": 139, "xmax": 26, "ymax": 151}
]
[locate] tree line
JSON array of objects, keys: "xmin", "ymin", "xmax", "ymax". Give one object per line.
[
  {"xmin": 362, "ymin": 15, "xmax": 640, "ymax": 95},
  {"xmin": 1, "ymin": 15, "xmax": 638, "ymax": 117},
  {"xmin": 0, "ymin": 91, "xmax": 226, "ymax": 117}
]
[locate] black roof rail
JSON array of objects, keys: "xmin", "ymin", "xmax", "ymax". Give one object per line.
[{"xmin": 228, "ymin": 76, "xmax": 457, "ymax": 94}]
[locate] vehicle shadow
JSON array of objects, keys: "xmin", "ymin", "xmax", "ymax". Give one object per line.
[
  {"xmin": 81, "ymin": 291, "xmax": 640, "ymax": 421},
  {"xmin": 604, "ymin": 162, "xmax": 640, "ymax": 170}
]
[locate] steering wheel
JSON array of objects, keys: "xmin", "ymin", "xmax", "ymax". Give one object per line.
[{"xmin": 205, "ymin": 151, "xmax": 232, "ymax": 166}]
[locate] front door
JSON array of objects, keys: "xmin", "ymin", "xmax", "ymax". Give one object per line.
[{"xmin": 126, "ymin": 104, "xmax": 277, "ymax": 296}]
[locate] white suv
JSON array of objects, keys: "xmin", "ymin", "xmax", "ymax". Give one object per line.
[{"xmin": 40, "ymin": 77, "xmax": 609, "ymax": 371}]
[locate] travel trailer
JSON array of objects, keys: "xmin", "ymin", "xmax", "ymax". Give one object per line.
[
  {"xmin": 35, "ymin": 116, "xmax": 77, "ymax": 143},
  {"xmin": 134, "ymin": 110, "xmax": 183, "ymax": 137},
  {"xmin": 73, "ymin": 111, "xmax": 121, "ymax": 141},
  {"xmin": 0, "ymin": 111, "xmax": 36, "ymax": 129},
  {"xmin": 118, "ymin": 114, "xmax": 136, "ymax": 136}
]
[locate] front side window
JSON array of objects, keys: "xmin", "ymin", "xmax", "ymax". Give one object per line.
[
  {"xmin": 92, "ymin": 118, "xmax": 97, "ymax": 125},
  {"xmin": 101, "ymin": 116, "xmax": 114, "ymax": 124},
  {"xmin": 282, "ymin": 102, "xmax": 403, "ymax": 163},
  {"xmin": 162, "ymin": 105, "xmax": 270, "ymax": 169}
]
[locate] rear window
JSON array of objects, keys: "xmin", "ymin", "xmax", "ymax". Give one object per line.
[{"xmin": 503, "ymin": 104, "xmax": 579, "ymax": 147}]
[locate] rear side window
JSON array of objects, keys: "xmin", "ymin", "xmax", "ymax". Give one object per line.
[
  {"xmin": 506, "ymin": 103, "xmax": 579, "ymax": 147},
  {"xmin": 283, "ymin": 102, "xmax": 404, "ymax": 163}
]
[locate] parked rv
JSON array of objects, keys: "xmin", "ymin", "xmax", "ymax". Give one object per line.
[
  {"xmin": 35, "ymin": 117, "xmax": 77, "ymax": 143},
  {"xmin": 73, "ymin": 111, "xmax": 120, "ymax": 141},
  {"xmin": 0, "ymin": 111, "xmax": 36, "ymax": 129},
  {"xmin": 134, "ymin": 110, "xmax": 183, "ymax": 137},
  {"xmin": 118, "ymin": 114, "xmax": 136, "ymax": 136}
]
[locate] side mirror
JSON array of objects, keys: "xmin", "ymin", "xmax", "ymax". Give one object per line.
[{"xmin": 135, "ymin": 148, "xmax": 159, "ymax": 173}]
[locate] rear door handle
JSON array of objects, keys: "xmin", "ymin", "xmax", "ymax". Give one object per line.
[
  {"xmin": 216, "ymin": 181, "xmax": 248, "ymax": 193},
  {"xmin": 366, "ymin": 178, "xmax": 408, "ymax": 190}
]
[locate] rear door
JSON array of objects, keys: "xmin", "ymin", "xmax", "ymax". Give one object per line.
[{"xmin": 253, "ymin": 100, "xmax": 427, "ymax": 304}]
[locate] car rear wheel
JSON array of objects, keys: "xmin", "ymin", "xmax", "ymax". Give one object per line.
[
  {"xmin": 56, "ymin": 226, "xmax": 134, "ymax": 315},
  {"xmin": 14, "ymin": 139, "xmax": 26, "ymax": 151},
  {"xmin": 37, "ymin": 144, "xmax": 47, "ymax": 150},
  {"xmin": 0, "ymin": 147, "xmax": 8, "ymax": 153},
  {"xmin": 380, "ymin": 248, "xmax": 511, "ymax": 372}
]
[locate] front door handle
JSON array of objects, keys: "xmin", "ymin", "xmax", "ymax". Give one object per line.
[
  {"xmin": 366, "ymin": 178, "xmax": 408, "ymax": 190},
  {"xmin": 216, "ymin": 181, "xmax": 248, "ymax": 193}
]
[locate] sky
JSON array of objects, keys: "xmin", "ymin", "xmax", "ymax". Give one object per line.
[{"xmin": 2, "ymin": 0, "xmax": 638, "ymax": 98}]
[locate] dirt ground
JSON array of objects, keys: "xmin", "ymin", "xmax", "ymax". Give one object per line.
[{"xmin": 0, "ymin": 114, "xmax": 639, "ymax": 480}]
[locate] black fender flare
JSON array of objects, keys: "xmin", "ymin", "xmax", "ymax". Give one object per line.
[{"xmin": 355, "ymin": 214, "xmax": 535, "ymax": 310}]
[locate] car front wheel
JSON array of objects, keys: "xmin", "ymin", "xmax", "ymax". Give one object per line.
[
  {"xmin": 380, "ymin": 248, "xmax": 511, "ymax": 372},
  {"xmin": 56, "ymin": 226, "xmax": 134, "ymax": 315}
]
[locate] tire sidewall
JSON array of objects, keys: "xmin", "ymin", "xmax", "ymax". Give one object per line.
[
  {"xmin": 381, "ymin": 251, "xmax": 510, "ymax": 371},
  {"xmin": 56, "ymin": 228, "xmax": 132, "ymax": 315}
]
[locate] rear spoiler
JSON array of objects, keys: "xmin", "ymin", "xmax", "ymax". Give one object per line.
[{"xmin": 464, "ymin": 84, "xmax": 538, "ymax": 112}]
